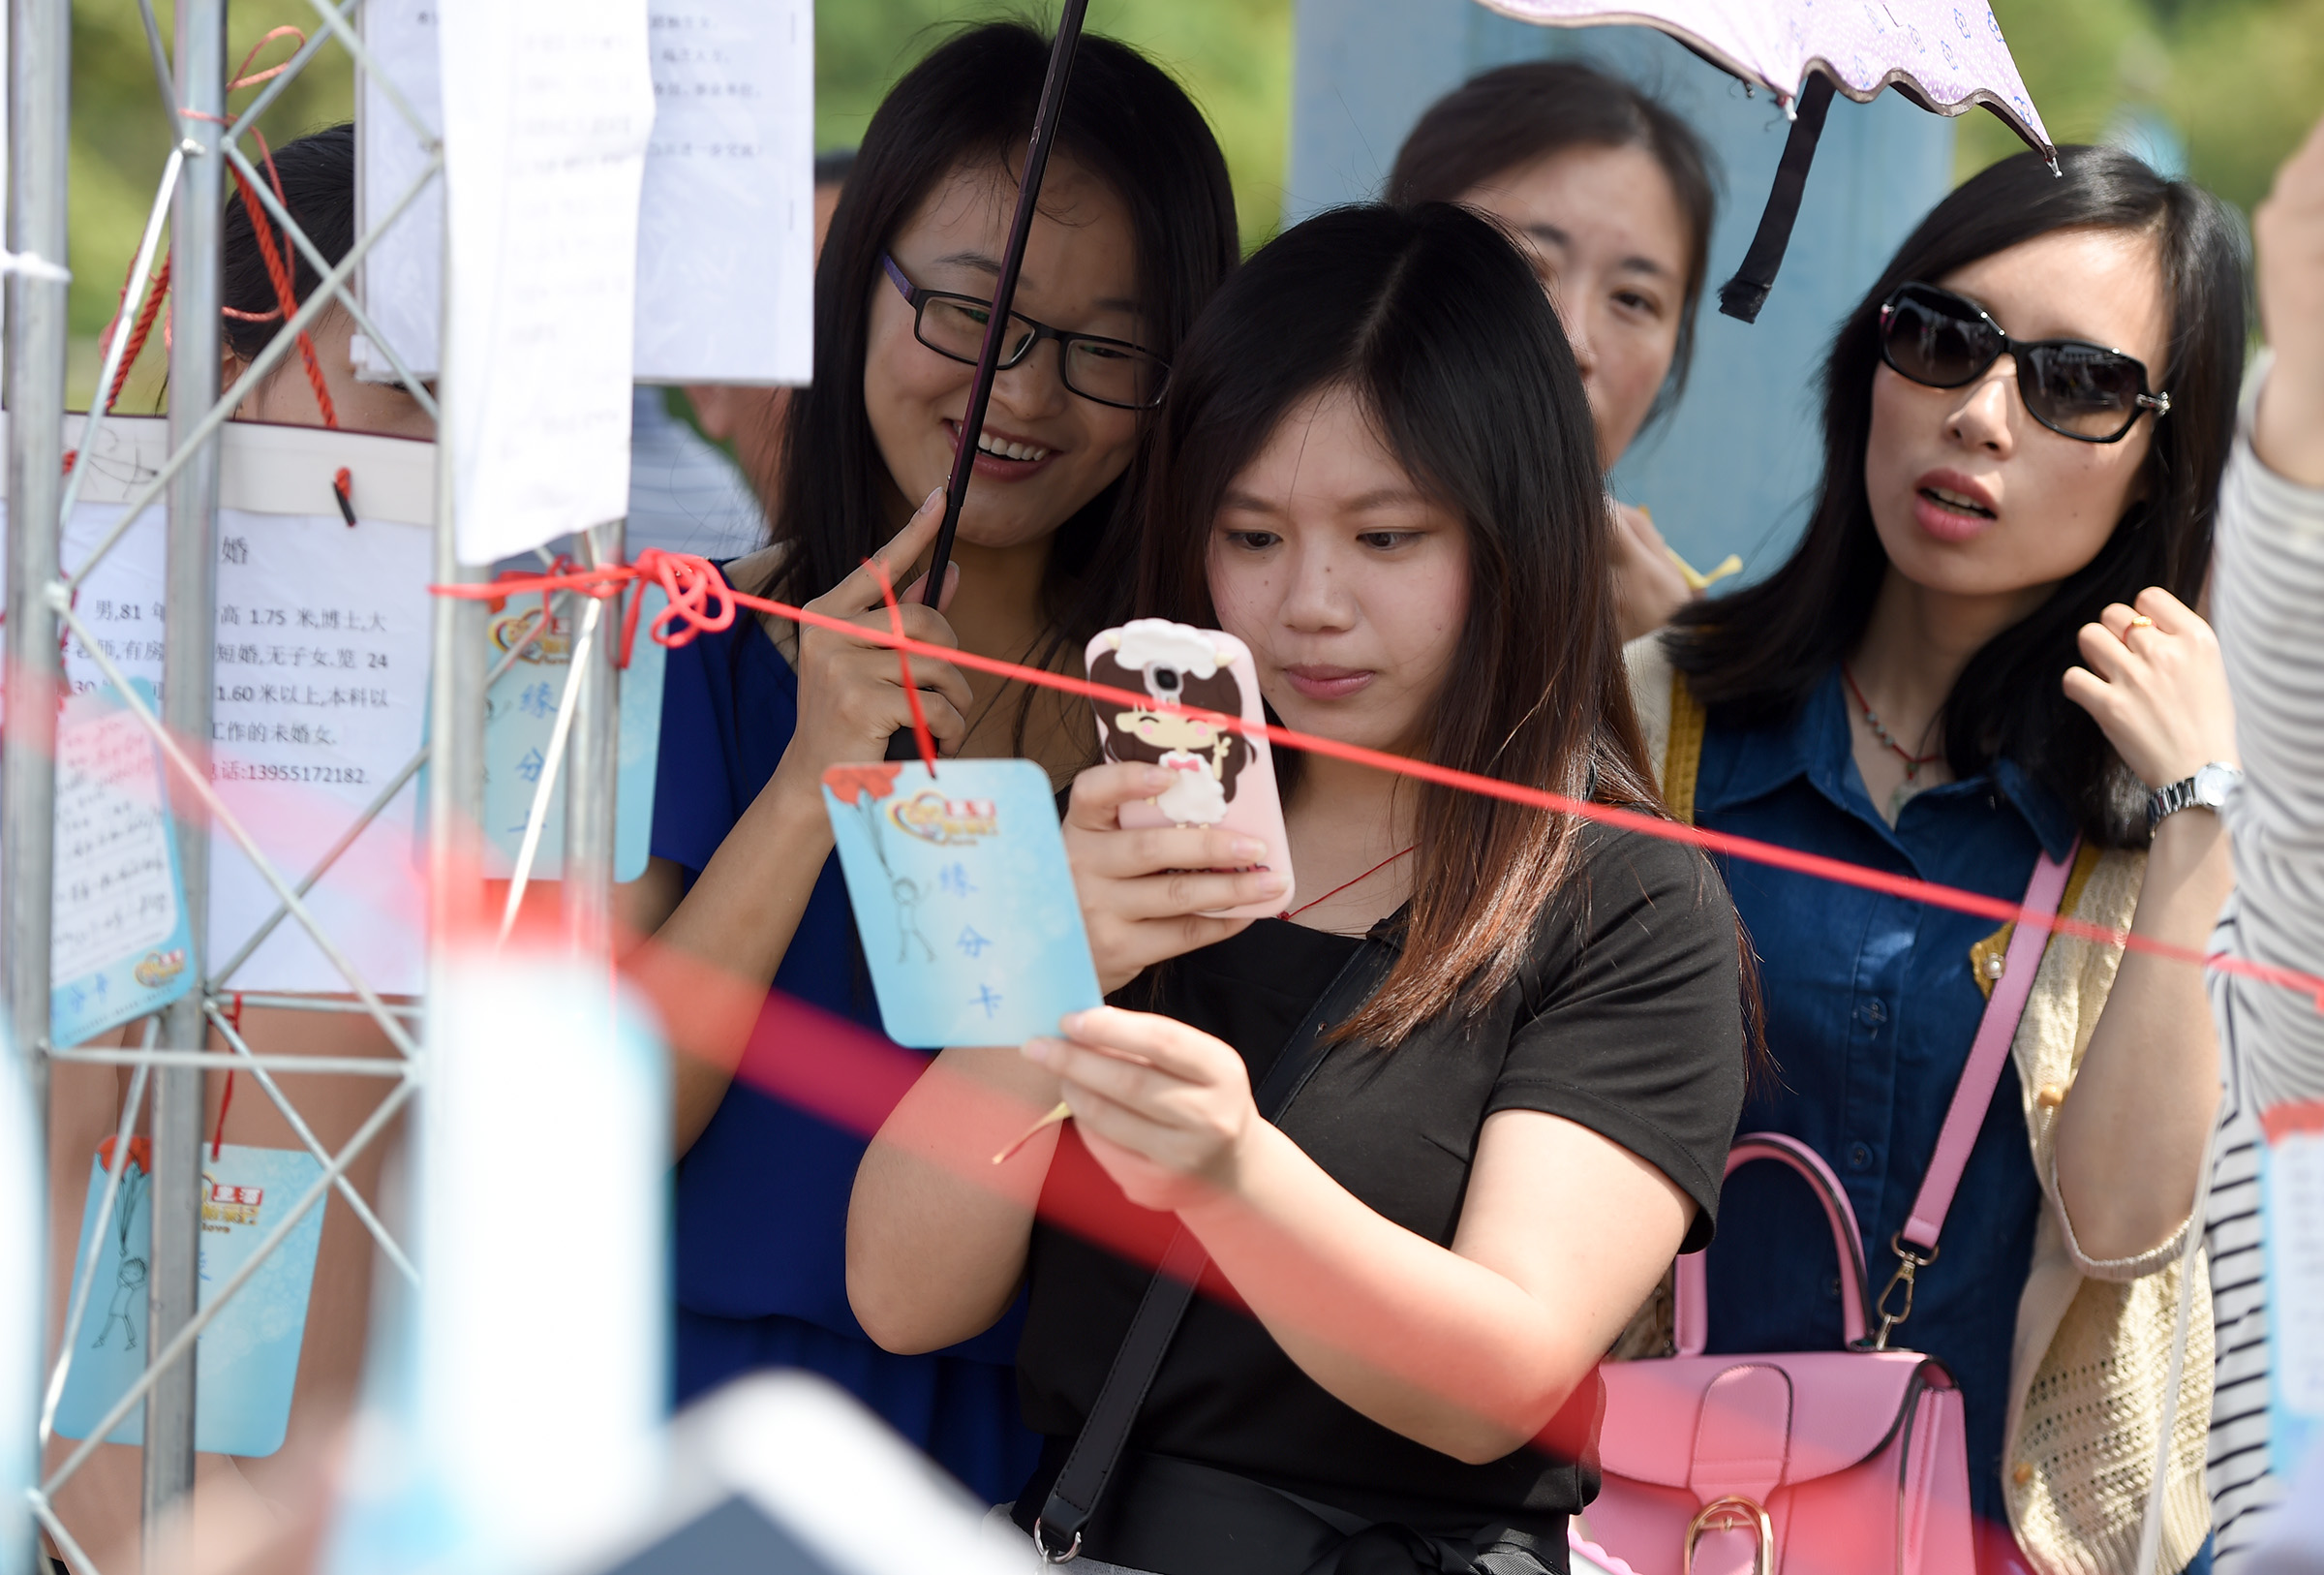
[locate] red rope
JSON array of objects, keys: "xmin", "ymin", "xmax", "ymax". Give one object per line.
[
  {"xmin": 228, "ymin": 127, "xmax": 337, "ymax": 430},
  {"xmin": 433, "ymin": 552, "xmax": 2324, "ymax": 1013},
  {"xmin": 866, "ymin": 558, "xmax": 937, "ymax": 776},
  {"xmin": 212, "ymin": 992, "xmax": 245, "ymax": 1160}
]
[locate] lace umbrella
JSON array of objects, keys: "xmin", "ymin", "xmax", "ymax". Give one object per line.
[{"xmin": 1473, "ymin": 0, "xmax": 2056, "ymax": 321}]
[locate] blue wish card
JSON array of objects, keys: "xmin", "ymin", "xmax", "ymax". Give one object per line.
[
  {"xmin": 822, "ymin": 759, "xmax": 1102, "ymax": 1048},
  {"xmin": 54, "ymin": 1141, "xmax": 327, "ymax": 1457},
  {"xmin": 49, "ymin": 679, "xmax": 197, "ymax": 1046},
  {"xmin": 479, "ymin": 585, "xmax": 667, "ymax": 881}
]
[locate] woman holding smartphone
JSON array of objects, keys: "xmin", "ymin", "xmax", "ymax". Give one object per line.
[
  {"xmin": 849, "ymin": 202, "xmax": 1748, "ymax": 1572},
  {"xmin": 1631, "ymin": 146, "xmax": 2245, "ymax": 1573},
  {"xmin": 625, "ymin": 23, "xmax": 1238, "ymax": 1500}
]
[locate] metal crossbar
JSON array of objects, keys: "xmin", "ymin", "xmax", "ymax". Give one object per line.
[
  {"xmin": 37, "ymin": 1026, "xmax": 156, "ymax": 1449},
  {"xmin": 55, "ymin": 147, "xmax": 182, "ymax": 524},
  {"xmin": 200, "ymin": 999, "xmax": 419, "ymax": 1282},
  {"xmin": 219, "ymin": 138, "xmax": 442, "ymax": 422}
]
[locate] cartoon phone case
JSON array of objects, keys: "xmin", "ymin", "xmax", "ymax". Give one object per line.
[{"xmin": 1086, "ymin": 619, "xmax": 1293, "ymax": 919}]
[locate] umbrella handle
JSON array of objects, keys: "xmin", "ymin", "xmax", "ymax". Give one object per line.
[
  {"xmin": 917, "ymin": 0, "xmax": 1093, "ymax": 606},
  {"xmin": 1718, "ymin": 71, "xmax": 1838, "ymax": 324}
]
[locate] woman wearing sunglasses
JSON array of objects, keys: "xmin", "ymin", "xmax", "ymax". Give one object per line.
[
  {"xmin": 1630, "ymin": 146, "xmax": 2244, "ymax": 1573},
  {"xmin": 623, "ymin": 23, "xmax": 1238, "ymax": 1501}
]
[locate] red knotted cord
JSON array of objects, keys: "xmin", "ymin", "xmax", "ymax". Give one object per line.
[
  {"xmin": 227, "ymin": 125, "xmax": 337, "ymax": 430},
  {"xmin": 228, "ymin": 26, "xmax": 305, "ymax": 90},
  {"xmin": 866, "ymin": 558, "xmax": 938, "ymax": 776},
  {"xmin": 75, "ymin": 40, "xmax": 343, "ymax": 479},
  {"xmin": 212, "ymin": 991, "xmax": 246, "ymax": 1160},
  {"xmin": 432, "ymin": 551, "xmax": 2324, "ymax": 1014}
]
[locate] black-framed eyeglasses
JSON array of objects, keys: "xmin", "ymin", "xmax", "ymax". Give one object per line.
[
  {"xmin": 1877, "ymin": 281, "xmax": 2171, "ymax": 444},
  {"xmin": 880, "ymin": 253, "xmax": 1168, "ymax": 412}
]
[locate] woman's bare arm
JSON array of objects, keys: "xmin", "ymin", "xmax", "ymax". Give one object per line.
[
  {"xmin": 846, "ymin": 1044, "xmax": 1066, "ymax": 1352},
  {"xmin": 624, "ymin": 500, "xmax": 971, "ymax": 1156},
  {"xmin": 1032, "ymin": 1008, "xmax": 1691, "ymax": 1464}
]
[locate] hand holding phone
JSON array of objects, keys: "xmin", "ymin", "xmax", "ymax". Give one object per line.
[{"xmin": 1062, "ymin": 622, "xmax": 1295, "ymax": 991}]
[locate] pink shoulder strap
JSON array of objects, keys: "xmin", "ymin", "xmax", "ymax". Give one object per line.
[
  {"xmin": 1898, "ymin": 839, "xmax": 2078, "ymax": 1254},
  {"xmin": 1668, "ymin": 838, "xmax": 2079, "ymax": 1356}
]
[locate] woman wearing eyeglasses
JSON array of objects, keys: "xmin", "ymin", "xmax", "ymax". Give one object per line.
[
  {"xmin": 620, "ymin": 23, "xmax": 1238, "ymax": 1501},
  {"xmin": 1628, "ymin": 145, "xmax": 2244, "ymax": 1573}
]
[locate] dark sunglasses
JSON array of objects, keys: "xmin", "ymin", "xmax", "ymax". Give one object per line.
[
  {"xmin": 1877, "ymin": 282, "xmax": 2171, "ymax": 444},
  {"xmin": 880, "ymin": 254, "xmax": 1168, "ymax": 412}
]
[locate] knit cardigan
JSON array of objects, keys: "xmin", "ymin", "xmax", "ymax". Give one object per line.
[{"xmin": 1624, "ymin": 633, "xmax": 2213, "ymax": 1575}]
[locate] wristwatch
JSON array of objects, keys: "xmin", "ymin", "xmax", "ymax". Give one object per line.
[{"xmin": 2148, "ymin": 761, "xmax": 2243, "ymax": 831}]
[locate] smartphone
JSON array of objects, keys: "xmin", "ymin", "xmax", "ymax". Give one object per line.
[{"xmin": 1086, "ymin": 619, "xmax": 1293, "ymax": 919}]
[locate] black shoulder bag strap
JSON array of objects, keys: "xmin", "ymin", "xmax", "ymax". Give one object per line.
[{"xmin": 1031, "ymin": 938, "xmax": 1398, "ymax": 1562}]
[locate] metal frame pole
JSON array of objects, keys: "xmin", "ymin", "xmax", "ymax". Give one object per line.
[
  {"xmin": 146, "ymin": 0, "xmax": 225, "ymax": 1550},
  {"xmin": 3, "ymin": 0, "xmax": 73, "ymax": 1567},
  {"xmin": 427, "ymin": 215, "xmax": 485, "ymax": 1072},
  {"xmin": 563, "ymin": 520, "xmax": 624, "ymax": 963}
]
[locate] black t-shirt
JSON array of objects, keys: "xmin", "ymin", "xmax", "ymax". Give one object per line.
[{"xmin": 1014, "ymin": 822, "xmax": 1748, "ymax": 1531}]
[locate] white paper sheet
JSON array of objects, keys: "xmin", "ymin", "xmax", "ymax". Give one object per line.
[
  {"xmin": 635, "ymin": 0, "xmax": 815, "ymax": 384},
  {"xmin": 357, "ymin": 0, "xmax": 813, "ymax": 390},
  {"xmin": 2, "ymin": 417, "xmax": 439, "ymax": 996},
  {"xmin": 352, "ymin": 0, "xmax": 443, "ymax": 386},
  {"xmin": 441, "ymin": 0, "xmax": 657, "ymax": 565}
]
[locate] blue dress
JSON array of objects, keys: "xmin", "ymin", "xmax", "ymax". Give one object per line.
[
  {"xmin": 650, "ymin": 604, "xmax": 1041, "ymax": 1504},
  {"xmin": 1691, "ymin": 668, "xmax": 2212, "ymax": 1573}
]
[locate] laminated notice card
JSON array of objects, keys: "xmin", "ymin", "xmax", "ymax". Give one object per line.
[
  {"xmin": 821, "ymin": 760, "xmax": 1101, "ymax": 1049},
  {"xmin": 54, "ymin": 1141, "xmax": 326, "ymax": 1457},
  {"xmin": 480, "ymin": 586, "xmax": 667, "ymax": 880},
  {"xmin": 2262, "ymin": 1100, "xmax": 2324, "ymax": 1475},
  {"xmin": 49, "ymin": 681, "xmax": 195, "ymax": 1046}
]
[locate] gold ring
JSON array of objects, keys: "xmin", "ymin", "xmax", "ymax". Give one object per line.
[{"xmin": 2127, "ymin": 613, "xmax": 2155, "ymax": 630}]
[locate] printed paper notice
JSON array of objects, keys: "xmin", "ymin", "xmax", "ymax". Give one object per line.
[
  {"xmin": 355, "ymin": 0, "xmax": 812, "ymax": 389},
  {"xmin": 353, "ymin": 0, "xmax": 443, "ymax": 384},
  {"xmin": 50, "ymin": 682, "xmax": 196, "ymax": 1045},
  {"xmin": 441, "ymin": 0, "xmax": 657, "ymax": 564},
  {"xmin": 636, "ymin": 0, "xmax": 814, "ymax": 384}
]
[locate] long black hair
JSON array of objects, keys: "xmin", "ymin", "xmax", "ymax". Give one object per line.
[
  {"xmin": 1136, "ymin": 202, "xmax": 1667, "ymax": 1047},
  {"xmin": 1386, "ymin": 60, "xmax": 1718, "ymax": 425},
  {"xmin": 219, "ymin": 122, "xmax": 354, "ymax": 364},
  {"xmin": 764, "ymin": 23, "xmax": 1238, "ymax": 645},
  {"xmin": 1666, "ymin": 146, "xmax": 2247, "ymax": 847}
]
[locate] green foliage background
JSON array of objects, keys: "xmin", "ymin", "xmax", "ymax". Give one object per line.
[{"xmin": 58, "ymin": 0, "xmax": 2322, "ymax": 405}]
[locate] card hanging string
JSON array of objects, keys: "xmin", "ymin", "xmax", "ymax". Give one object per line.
[
  {"xmin": 867, "ymin": 559, "xmax": 938, "ymax": 776},
  {"xmin": 431, "ymin": 552, "xmax": 2324, "ymax": 1016},
  {"xmin": 212, "ymin": 992, "xmax": 245, "ymax": 1160}
]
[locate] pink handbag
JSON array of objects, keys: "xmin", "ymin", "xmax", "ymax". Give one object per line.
[{"xmin": 1586, "ymin": 844, "xmax": 2078, "ymax": 1575}]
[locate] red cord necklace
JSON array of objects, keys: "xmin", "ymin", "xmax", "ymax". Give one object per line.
[
  {"xmin": 1842, "ymin": 664, "xmax": 1942, "ymax": 772},
  {"xmin": 1280, "ymin": 845, "xmax": 1415, "ymax": 921}
]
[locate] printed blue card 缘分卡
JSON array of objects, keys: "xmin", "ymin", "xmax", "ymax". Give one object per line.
[{"xmin": 821, "ymin": 759, "xmax": 1102, "ymax": 1048}]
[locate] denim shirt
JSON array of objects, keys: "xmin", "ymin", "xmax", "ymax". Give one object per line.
[{"xmin": 1694, "ymin": 666, "xmax": 2079, "ymax": 1529}]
